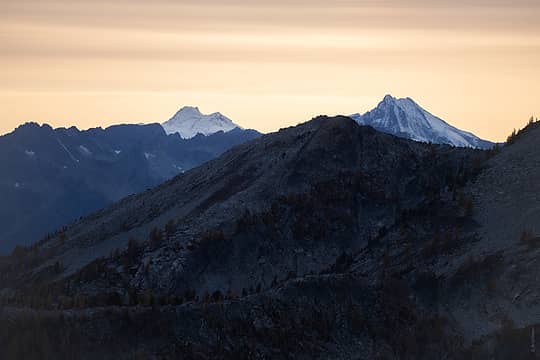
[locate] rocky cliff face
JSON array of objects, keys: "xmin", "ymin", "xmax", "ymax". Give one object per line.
[{"xmin": 0, "ymin": 116, "xmax": 537, "ymax": 359}]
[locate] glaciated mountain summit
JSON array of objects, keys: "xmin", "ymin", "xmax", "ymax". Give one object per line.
[
  {"xmin": 162, "ymin": 106, "xmax": 240, "ymax": 138},
  {"xmin": 351, "ymin": 95, "xmax": 494, "ymax": 149}
]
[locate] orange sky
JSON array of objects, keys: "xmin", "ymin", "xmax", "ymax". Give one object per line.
[{"xmin": 1, "ymin": 0, "xmax": 539, "ymax": 141}]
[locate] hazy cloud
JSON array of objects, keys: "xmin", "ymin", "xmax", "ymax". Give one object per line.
[{"xmin": 0, "ymin": 0, "xmax": 539, "ymax": 140}]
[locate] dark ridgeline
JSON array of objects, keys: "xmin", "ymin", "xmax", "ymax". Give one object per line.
[
  {"xmin": 0, "ymin": 116, "xmax": 539, "ymax": 359},
  {"xmin": 0, "ymin": 122, "xmax": 260, "ymax": 253}
]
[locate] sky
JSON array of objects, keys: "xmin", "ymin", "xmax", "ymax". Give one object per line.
[{"xmin": 1, "ymin": 0, "xmax": 539, "ymax": 141}]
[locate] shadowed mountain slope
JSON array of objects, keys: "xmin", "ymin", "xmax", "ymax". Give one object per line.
[
  {"xmin": 0, "ymin": 122, "xmax": 259, "ymax": 253},
  {"xmin": 3, "ymin": 117, "xmax": 540, "ymax": 359}
]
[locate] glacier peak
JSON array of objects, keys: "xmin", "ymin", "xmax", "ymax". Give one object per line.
[
  {"xmin": 350, "ymin": 96, "xmax": 493, "ymax": 149},
  {"xmin": 162, "ymin": 106, "xmax": 240, "ymax": 139}
]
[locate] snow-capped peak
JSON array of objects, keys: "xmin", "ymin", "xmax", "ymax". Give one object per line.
[
  {"xmin": 350, "ymin": 95, "xmax": 494, "ymax": 149},
  {"xmin": 161, "ymin": 106, "xmax": 240, "ymax": 139}
]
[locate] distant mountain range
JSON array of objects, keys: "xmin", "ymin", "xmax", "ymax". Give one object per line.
[
  {"xmin": 0, "ymin": 98, "xmax": 494, "ymax": 253},
  {"xmin": 351, "ymin": 95, "xmax": 494, "ymax": 149},
  {"xmin": 0, "ymin": 117, "xmax": 259, "ymax": 253},
  {"xmin": 160, "ymin": 97, "xmax": 495, "ymax": 149}
]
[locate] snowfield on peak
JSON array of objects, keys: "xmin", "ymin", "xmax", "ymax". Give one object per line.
[
  {"xmin": 162, "ymin": 106, "xmax": 240, "ymax": 139},
  {"xmin": 350, "ymin": 95, "xmax": 494, "ymax": 149}
]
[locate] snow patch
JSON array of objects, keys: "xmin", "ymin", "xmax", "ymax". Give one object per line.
[
  {"xmin": 144, "ymin": 152, "xmax": 155, "ymax": 160},
  {"xmin": 56, "ymin": 139, "xmax": 79, "ymax": 163},
  {"xmin": 78, "ymin": 145, "xmax": 92, "ymax": 156}
]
